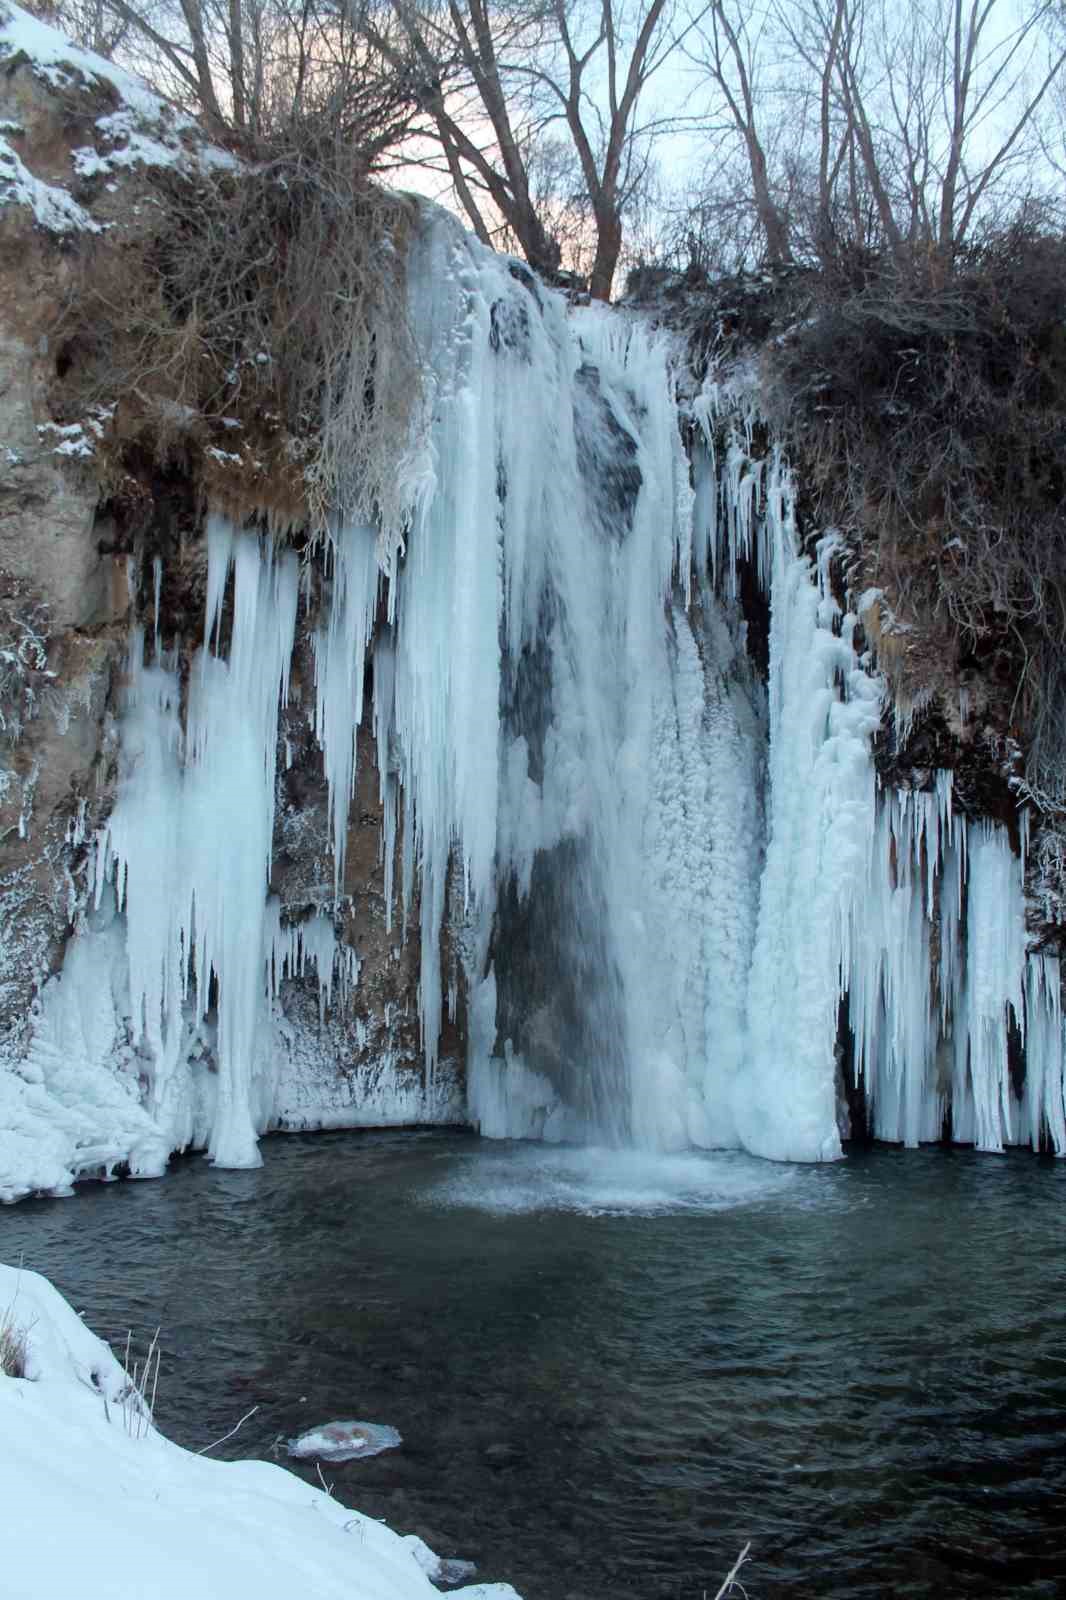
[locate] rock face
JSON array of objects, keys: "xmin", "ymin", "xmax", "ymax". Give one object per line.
[
  {"xmin": 0, "ymin": 6, "xmax": 462, "ymax": 1199},
  {"xmin": 269, "ymin": 696, "xmax": 463, "ymax": 1133},
  {"xmin": 0, "ymin": 56, "xmax": 128, "ymax": 1053}
]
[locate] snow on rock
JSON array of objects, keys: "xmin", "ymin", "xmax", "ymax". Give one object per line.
[
  {"xmin": 0, "ymin": 130, "xmax": 99, "ymax": 231},
  {"xmin": 288, "ymin": 1420, "xmax": 403, "ymax": 1461},
  {"xmin": 71, "ymin": 105, "xmax": 235, "ymax": 179},
  {"xmin": 0, "ymin": 0, "xmax": 235, "ymax": 239},
  {"xmin": 0, "ymin": 1262, "xmax": 520, "ymax": 1600},
  {"xmin": 0, "ymin": 1, "xmax": 233, "ymax": 159},
  {"xmin": 0, "ymin": 2, "xmax": 165, "ymax": 113}
]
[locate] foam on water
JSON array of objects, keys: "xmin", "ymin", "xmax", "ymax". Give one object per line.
[{"xmin": 422, "ymin": 1143, "xmax": 799, "ymax": 1216}]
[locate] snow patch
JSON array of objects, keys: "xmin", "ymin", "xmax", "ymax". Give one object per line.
[{"xmin": 0, "ymin": 132, "xmax": 99, "ymax": 232}]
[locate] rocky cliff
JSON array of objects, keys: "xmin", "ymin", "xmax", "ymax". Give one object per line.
[{"xmin": 0, "ymin": 4, "xmax": 462, "ymax": 1199}]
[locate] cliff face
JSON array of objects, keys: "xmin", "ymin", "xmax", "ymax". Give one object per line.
[
  {"xmin": 0, "ymin": 42, "xmax": 127, "ymax": 1052},
  {"xmin": 0, "ymin": 7, "xmax": 460, "ymax": 1199},
  {"xmin": 4, "ymin": 5, "xmax": 1065, "ymax": 1198}
]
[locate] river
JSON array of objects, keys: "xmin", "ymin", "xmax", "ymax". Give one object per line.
[{"xmin": 3, "ymin": 1132, "xmax": 1065, "ymax": 1599}]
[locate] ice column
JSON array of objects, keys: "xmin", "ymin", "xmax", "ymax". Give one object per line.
[{"xmin": 97, "ymin": 522, "xmax": 300, "ymax": 1168}]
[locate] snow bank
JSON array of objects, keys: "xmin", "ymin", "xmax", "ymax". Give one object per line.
[
  {"xmin": 0, "ymin": 1262, "xmax": 520, "ymax": 1600},
  {"xmin": 0, "ymin": 2, "xmax": 175, "ymax": 117}
]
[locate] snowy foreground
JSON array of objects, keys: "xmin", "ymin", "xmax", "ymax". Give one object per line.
[{"xmin": 0, "ymin": 1263, "xmax": 518, "ymax": 1600}]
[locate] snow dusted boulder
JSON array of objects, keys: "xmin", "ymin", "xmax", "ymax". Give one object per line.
[{"xmin": 0, "ymin": 1262, "xmax": 521, "ymax": 1600}]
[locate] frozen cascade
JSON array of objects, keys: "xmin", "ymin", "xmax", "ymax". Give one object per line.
[
  {"xmin": 697, "ymin": 381, "xmax": 1066, "ymax": 1159},
  {"xmin": 8, "ymin": 203, "xmax": 1066, "ymax": 1198},
  {"xmin": 379, "ymin": 213, "xmax": 771, "ymax": 1148},
  {"xmin": 738, "ymin": 520, "xmax": 883, "ymax": 1162},
  {"xmin": 92, "ymin": 526, "xmax": 349, "ymax": 1169}
]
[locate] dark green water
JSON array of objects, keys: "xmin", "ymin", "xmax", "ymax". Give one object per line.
[{"xmin": 3, "ymin": 1131, "xmax": 1065, "ymax": 1599}]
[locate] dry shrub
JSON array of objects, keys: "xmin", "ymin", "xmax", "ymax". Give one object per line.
[
  {"xmin": 765, "ymin": 227, "xmax": 1066, "ymax": 805},
  {"xmin": 53, "ymin": 123, "xmax": 422, "ymax": 544},
  {"xmin": 0, "ymin": 1306, "xmax": 27, "ymax": 1377}
]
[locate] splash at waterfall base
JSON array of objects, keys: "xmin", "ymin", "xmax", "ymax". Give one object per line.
[{"xmin": 2, "ymin": 55, "xmax": 1064, "ymax": 1196}]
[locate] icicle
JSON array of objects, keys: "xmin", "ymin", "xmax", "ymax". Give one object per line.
[
  {"xmin": 962, "ymin": 821, "xmax": 1026, "ymax": 1152},
  {"xmin": 312, "ymin": 520, "xmax": 378, "ymax": 898},
  {"xmin": 98, "ymin": 523, "xmax": 301, "ymax": 1169},
  {"xmin": 203, "ymin": 513, "xmax": 235, "ymax": 652},
  {"xmin": 1023, "ymin": 953, "xmax": 1066, "ymax": 1154},
  {"xmin": 265, "ymin": 902, "xmax": 358, "ymax": 1025},
  {"xmin": 152, "ymin": 556, "xmax": 162, "ymax": 660},
  {"xmin": 372, "ymin": 632, "xmax": 398, "ymax": 929}
]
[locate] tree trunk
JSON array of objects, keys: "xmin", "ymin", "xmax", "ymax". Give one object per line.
[
  {"xmin": 589, "ymin": 211, "xmax": 622, "ymax": 301},
  {"xmin": 178, "ymin": 0, "xmax": 224, "ymax": 127},
  {"xmin": 228, "ymin": 0, "xmax": 245, "ymax": 130}
]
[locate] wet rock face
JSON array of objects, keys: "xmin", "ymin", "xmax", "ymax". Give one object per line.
[{"xmin": 272, "ymin": 657, "xmax": 429, "ymax": 1082}]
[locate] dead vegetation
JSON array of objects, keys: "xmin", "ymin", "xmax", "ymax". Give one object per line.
[
  {"xmin": 0, "ymin": 1304, "xmax": 28, "ymax": 1376},
  {"xmin": 50, "ymin": 122, "xmax": 423, "ymax": 546},
  {"xmin": 763, "ymin": 226, "xmax": 1066, "ymax": 810}
]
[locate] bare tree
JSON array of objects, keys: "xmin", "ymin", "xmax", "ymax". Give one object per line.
[
  {"xmin": 687, "ymin": 0, "xmax": 1066, "ymax": 275},
  {"xmin": 54, "ymin": 0, "xmax": 421, "ymax": 155},
  {"xmin": 371, "ymin": 0, "xmax": 690, "ymax": 299},
  {"xmin": 690, "ymin": 1, "xmax": 793, "ymax": 263}
]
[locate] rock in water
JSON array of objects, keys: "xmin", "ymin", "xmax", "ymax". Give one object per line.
[
  {"xmin": 286, "ymin": 1420, "xmax": 402, "ymax": 1461},
  {"xmin": 436, "ymin": 1558, "xmax": 478, "ymax": 1586}
]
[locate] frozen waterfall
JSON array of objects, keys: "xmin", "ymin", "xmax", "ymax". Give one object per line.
[{"xmin": 4, "ymin": 203, "xmax": 1065, "ymax": 1201}]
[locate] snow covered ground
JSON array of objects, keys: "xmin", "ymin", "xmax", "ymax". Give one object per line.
[{"xmin": 0, "ymin": 1262, "xmax": 519, "ymax": 1600}]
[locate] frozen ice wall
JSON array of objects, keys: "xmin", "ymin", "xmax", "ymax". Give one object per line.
[
  {"xmin": 383, "ymin": 214, "xmax": 772, "ymax": 1150},
  {"xmin": 6, "ymin": 201, "xmax": 1065, "ymax": 1200}
]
